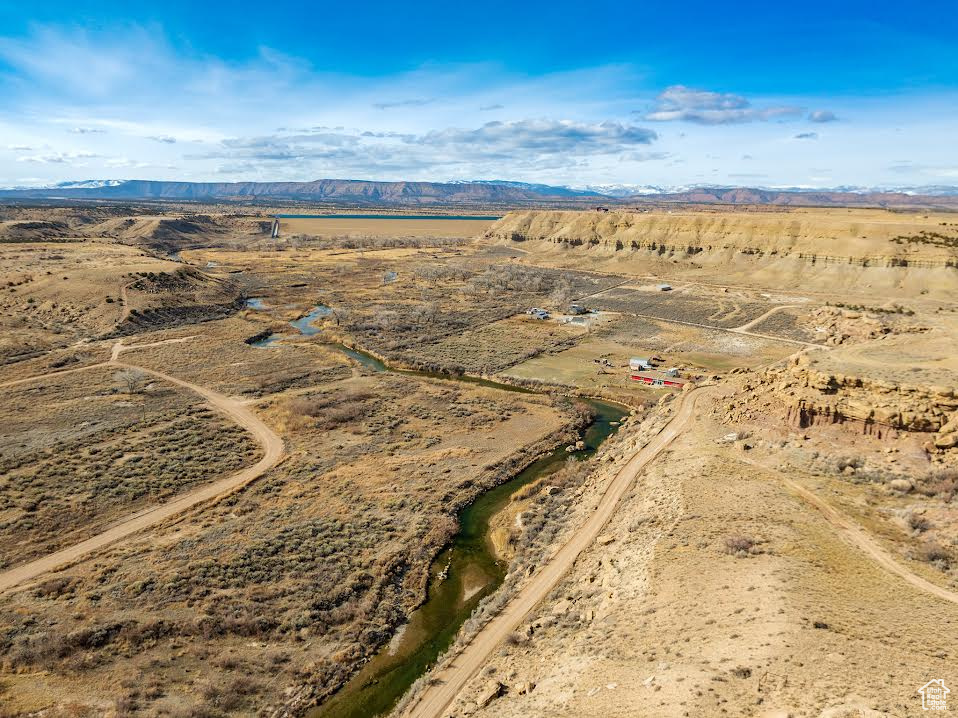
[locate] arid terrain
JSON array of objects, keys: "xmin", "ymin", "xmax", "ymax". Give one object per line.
[{"xmin": 1, "ymin": 203, "xmax": 956, "ymax": 718}]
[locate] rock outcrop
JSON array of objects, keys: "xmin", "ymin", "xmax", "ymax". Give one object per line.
[{"xmin": 730, "ymin": 350, "xmax": 958, "ymax": 449}]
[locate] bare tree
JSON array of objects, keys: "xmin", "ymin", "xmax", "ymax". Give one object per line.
[
  {"xmin": 411, "ymin": 301, "xmax": 439, "ymax": 325},
  {"xmin": 330, "ymin": 306, "xmax": 351, "ymax": 327},
  {"xmin": 115, "ymin": 368, "xmax": 147, "ymax": 395},
  {"xmin": 548, "ymin": 281, "xmax": 577, "ymax": 309},
  {"xmin": 373, "ymin": 309, "xmax": 400, "ymax": 329}
]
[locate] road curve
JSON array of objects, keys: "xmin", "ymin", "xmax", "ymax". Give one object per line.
[
  {"xmin": 0, "ymin": 357, "xmax": 285, "ymax": 593},
  {"xmin": 780, "ymin": 469, "xmax": 958, "ymax": 605},
  {"xmin": 401, "ymin": 387, "xmax": 708, "ymax": 718},
  {"xmin": 733, "ymin": 455, "xmax": 958, "ymax": 606}
]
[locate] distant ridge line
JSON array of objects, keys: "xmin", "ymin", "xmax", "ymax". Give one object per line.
[{"xmin": 2, "ymin": 178, "xmax": 957, "ymax": 209}]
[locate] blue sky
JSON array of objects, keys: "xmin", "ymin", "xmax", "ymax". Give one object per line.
[{"xmin": 1, "ymin": 1, "xmax": 956, "ymax": 189}]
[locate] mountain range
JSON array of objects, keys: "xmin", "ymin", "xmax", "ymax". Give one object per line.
[{"xmin": 2, "ymin": 178, "xmax": 957, "ymax": 209}]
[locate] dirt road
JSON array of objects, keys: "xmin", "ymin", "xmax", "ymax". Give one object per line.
[
  {"xmin": 0, "ymin": 361, "xmax": 105, "ymax": 390},
  {"xmin": 401, "ymin": 387, "xmax": 709, "ymax": 718},
  {"xmin": 732, "ymin": 304, "xmax": 803, "ymax": 333},
  {"xmin": 0, "ymin": 347, "xmax": 284, "ymax": 594},
  {"xmin": 781, "ymin": 470, "xmax": 958, "ymax": 605},
  {"xmin": 735, "ymin": 456, "xmax": 958, "ymax": 606}
]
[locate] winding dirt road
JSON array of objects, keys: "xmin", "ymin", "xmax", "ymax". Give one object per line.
[
  {"xmin": 0, "ymin": 342, "xmax": 284, "ymax": 593},
  {"xmin": 401, "ymin": 387, "xmax": 709, "ymax": 718},
  {"xmin": 747, "ymin": 459, "xmax": 958, "ymax": 606}
]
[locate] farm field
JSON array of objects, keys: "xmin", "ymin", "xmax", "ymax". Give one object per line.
[{"xmin": 588, "ymin": 285, "xmax": 772, "ymax": 328}]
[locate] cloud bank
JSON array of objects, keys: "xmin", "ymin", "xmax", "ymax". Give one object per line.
[{"xmin": 644, "ymin": 85, "xmax": 803, "ymax": 124}]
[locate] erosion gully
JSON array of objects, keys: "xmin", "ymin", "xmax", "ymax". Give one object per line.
[{"xmin": 250, "ymin": 304, "xmax": 627, "ymax": 718}]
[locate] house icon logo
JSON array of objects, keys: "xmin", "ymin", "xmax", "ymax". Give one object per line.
[{"xmin": 919, "ymin": 679, "xmax": 950, "ymax": 711}]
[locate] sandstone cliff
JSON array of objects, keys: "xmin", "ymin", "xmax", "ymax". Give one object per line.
[
  {"xmin": 728, "ymin": 331, "xmax": 958, "ymax": 450},
  {"xmin": 486, "ymin": 209, "xmax": 958, "ymax": 269},
  {"xmin": 485, "ymin": 209, "xmax": 958, "ymax": 300}
]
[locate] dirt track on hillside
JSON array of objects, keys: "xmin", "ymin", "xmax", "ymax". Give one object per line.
[{"xmin": 780, "ymin": 469, "xmax": 958, "ymax": 605}]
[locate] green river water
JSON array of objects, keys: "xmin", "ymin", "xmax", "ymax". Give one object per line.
[{"xmin": 253, "ymin": 307, "xmax": 627, "ymax": 718}]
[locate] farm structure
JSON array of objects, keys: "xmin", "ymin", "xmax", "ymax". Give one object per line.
[{"xmin": 631, "ymin": 374, "xmax": 685, "ymax": 388}]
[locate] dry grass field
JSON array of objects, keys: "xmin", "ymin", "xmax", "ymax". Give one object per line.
[{"xmin": 0, "ymin": 365, "xmax": 260, "ymax": 567}]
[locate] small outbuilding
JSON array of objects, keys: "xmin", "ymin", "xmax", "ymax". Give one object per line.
[
  {"xmin": 657, "ymin": 284, "xmax": 673, "ymax": 291},
  {"xmin": 630, "ymin": 357, "xmax": 653, "ymax": 371}
]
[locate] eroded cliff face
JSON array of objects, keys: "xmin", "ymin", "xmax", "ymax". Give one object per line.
[
  {"xmin": 762, "ymin": 355, "xmax": 955, "ymax": 428},
  {"xmin": 488, "ymin": 209, "xmax": 958, "ymax": 267},
  {"xmin": 728, "ymin": 342, "xmax": 958, "ymax": 451}
]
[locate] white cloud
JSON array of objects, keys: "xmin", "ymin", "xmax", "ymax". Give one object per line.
[
  {"xmin": 645, "ymin": 85, "xmax": 802, "ymax": 124},
  {"xmin": 16, "ymin": 151, "xmax": 100, "ymax": 164},
  {"xmin": 372, "ymin": 98, "xmax": 433, "ymax": 110},
  {"xmin": 191, "ymin": 119, "xmax": 659, "ymax": 182},
  {"xmin": 808, "ymin": 110, "xmax": 838, "ymax": 123},
  {"xmin": 417, "ymin": 119, "xmax": 657, "ymax": 153}
]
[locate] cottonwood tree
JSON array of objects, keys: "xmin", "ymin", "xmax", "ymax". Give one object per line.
[
  {"xmin": 115, "ymin": 368, "xmax": 147, "ymax": 394},
  {"xmin": 411, "ymin": 302, "xmax": 439, "ymax": 325},
  {"xmin": 548, "ymin": 280, "xmax": 577, "ymax": 309}
]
